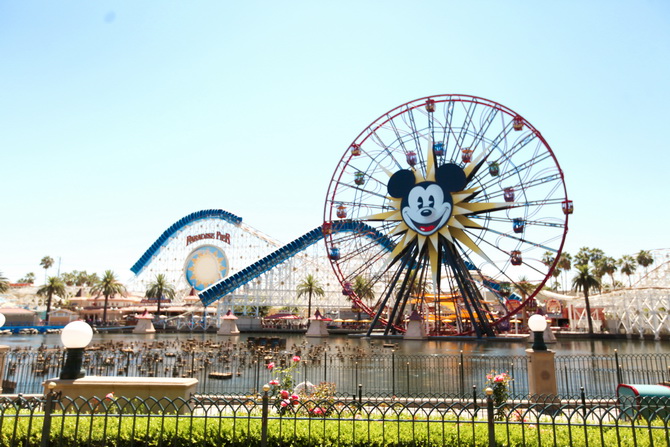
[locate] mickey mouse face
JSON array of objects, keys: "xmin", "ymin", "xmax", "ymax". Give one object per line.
[
  {"xmin": 388, "ymin": 163, "xmax": 467, "ymax": 237},
  {"xmin": 402, "ymin": 182, "xmax": 452, "ymax": 236}
]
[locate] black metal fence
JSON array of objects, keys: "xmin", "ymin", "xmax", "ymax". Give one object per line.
[
  {"xmin": 1, "ymin": 392, "xmax": 669, "ymax": 446},
  {"xmin": 3, "ymin": 342, "xmax": 670, "ymax": 397}
]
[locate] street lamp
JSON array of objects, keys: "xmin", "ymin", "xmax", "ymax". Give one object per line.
[
  {"xmin": 528, "ymin": 314, "xmax": 548, "ymax": 351},
  {"xmin": 59, "ymin": 321, "xmax": 93, "ymax": 380}
]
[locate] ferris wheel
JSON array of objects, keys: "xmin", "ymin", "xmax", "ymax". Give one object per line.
[{"xmin": 323, "ymin": 95, "xmax": 573, "ymax": 337}]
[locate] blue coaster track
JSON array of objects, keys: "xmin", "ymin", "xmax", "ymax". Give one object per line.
[{"xmin": 198, "ymin": 221, "xmax": 392, "ymax": 307}]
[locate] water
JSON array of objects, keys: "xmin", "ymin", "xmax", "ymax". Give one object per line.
[
  {"xmin": 2, "ymin": 331, "xmax": 668, "ymax": 356},
  {"xmin": 3, "ymin": 332, "xmax": 669, "ymax": 396}
]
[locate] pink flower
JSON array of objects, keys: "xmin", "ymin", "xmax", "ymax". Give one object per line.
[
  {"xmin": 269, "ymin": 379, "xmax": 279, "ymax": 386},
  {"xmin": 312, "ymin": 407, "xmax": 324, "ymax": 415},
  {"xmin": 105, "ymin": 392, "xmax": 114, "ymax": 400},
  {"xmin": 291, "ymin": 394, "xmax": 300, "ymax": 401},
  {"xmin": 280, "ymin": 399, "xmax": 289, "ymax": 407},
  {"xmin": 267, "ymin": 362, "xmax": 275, "ymax": 370},
  {"xmin": 292, "ymin": 355, "xmax": 301, "ymax": 362},
  {"xmin": 280, "ymin": 390, "xmax": 289, "ymax": 399},
  {"xmin": 494, "ymin": 374, "xmax": 505, "ymax": 383}
]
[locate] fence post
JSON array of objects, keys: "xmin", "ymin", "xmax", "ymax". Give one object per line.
[
  {"xmin": 406, "ymin": 362, "xmax": 410, "ymax": 396},
  {"xmin": 459, "ymin": 350, "xmax": 465, "ymax": 397},
  {"xmin": 354, "ymin": 362, "xmax": 358, "ymax": 396},
  {"xmin": 40, "ymin": 382, "xmax": 58, "ymax": 447},
  {"xmin": 261, "ymin": 384, "xmax": 270, "ymax": 447},
  {"xmin": 485, "ymin": 387, "xmax": 495, "ymax": 447},
  {"xmin": 324, "ymin": 350, "xmax": 327, "ymax": 383},
  {"xmin": 391, "ymin": 350, "xmax": 396, "ymax": 397},
  {"xmin": 472, "ymin": 385, "xmax": 478, "ymax": 415},
  {"xmin": 614, "ymin": 349, "xmax": 622, "ymax": 384}
]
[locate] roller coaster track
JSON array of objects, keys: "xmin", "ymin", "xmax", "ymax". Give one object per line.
[{"xmin": 198, "ymin": 221, "xmax": 392, "ymax": 307}]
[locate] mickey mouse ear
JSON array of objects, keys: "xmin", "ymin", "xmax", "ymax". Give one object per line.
[
  {"xmin": 435, "ymin": 164, "xmax": 467, "ymax": 192},
  {"xmin": 388, "ymin": 170, "xmax": 416, "ymax": 198}
]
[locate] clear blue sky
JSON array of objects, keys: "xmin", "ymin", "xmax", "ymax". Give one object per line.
[{"xmin": 1, "ymin": 1, "xmax": 669, "ymax": 283}]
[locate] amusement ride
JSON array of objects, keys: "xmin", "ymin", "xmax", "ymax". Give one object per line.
[{"xmin": 129, "ymin": 94, "xmax": 576, "ymax": 338}]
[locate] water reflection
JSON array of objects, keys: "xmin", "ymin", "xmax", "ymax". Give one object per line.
[{"xmin": 2, "ymin": 332, "xmax": 668, "ymax": 356}]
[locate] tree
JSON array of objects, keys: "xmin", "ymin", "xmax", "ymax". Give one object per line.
[
  {"xmin": 541, "ymin": 251, "xmax": 555, "ymax": 269},
  {"xmin": 618, "ymin": 255, "xmax": 637, "ymax": 287},
  {"xmin": 514, "ymin": 276, "xmax": 536, "ymax": 300},
  {"xmin": 145, "ymin": 274, "xmax": 176, "ymax": 319},
  {"xmin": 574, "ymin": 247, "xmax": 604, "ymax": 268},
  {"xmin": 37, "ymin": 276, "xmax": 66, "ymax": 324},
  {"xmin": 571, "ymin": 265, "xmax": 601, "ymax": 335},
  {"xmin": 636, "ymin": 250, "xmax": 654, "ymax": 275},
  {"xmin": 18, "ymin": 272, "xmax": 36, "ymax": 284},
  {"xmin": 40, "ymin": 256, "xmax": 54, "ymax": 284},
  {"xmin": 296, "ymin": 274, "xmax": 324, "ymax": 318},
  {"xmin": 60, "ymin": 271, "xmax": 77, "ymax": 286},
  {"xmin": 352, "ymin": 276, "xmax": 375, "ymax": 320},
  {"xmin": 595, "ymin": 256, "xmax": 618, "ymax": 288},
  {"xmin": 0, "ymin": 272, "xmax": 9, "ymax": 294},
  {"xmin": 91, "ymin": 270, "xmax": 126, "ymax": 325},
  {"xmin": 557, "ymin": 252, "xmax": 572, "ymax": 292}
]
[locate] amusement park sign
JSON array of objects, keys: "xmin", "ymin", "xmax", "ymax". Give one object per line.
[{"xmin": 186, "ymin": 231, "xmax": 230, "ymax": 246}]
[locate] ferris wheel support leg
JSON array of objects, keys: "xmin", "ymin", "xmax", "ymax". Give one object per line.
[
  {"xmin": 443, "ymin": 244, "xmax": 495, "ymax": 338},
  {"xmin": 385, "ymin": 250, "xmax": 420, "ymax": 336}
]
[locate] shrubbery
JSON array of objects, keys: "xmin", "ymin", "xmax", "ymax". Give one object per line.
[{"xmin": 1, "ymin": 409, "xmax": 668, "ymax": 447}]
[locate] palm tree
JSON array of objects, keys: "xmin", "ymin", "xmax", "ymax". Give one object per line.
[
  {"xmin": 18, "ymin": 272, "xmax": 35, "ymax": 284},
  {"xmin": 541, "ymin": 251, "xmax": 555, "ymax": 269},
  {"xmin": 352, "ymin": 276, "xmax": 375, "ymax": 320},
  {"xmin": 296, "ymin": 274, "xmax": 325, "ymax": 318},
  {"xmin": 636, "ymin": 250, "xmax": 654, "ymax": 275},
  {"xmin": 571, "ymin": 265, "xmax": 601, "ymax": 335},
  {"xmin": 40, "ymin": 256, "xmax": 54, "ymax": 284},
  {"xmin": 91, "ymin": 270, "xmax": 126, "ymax": 325},
  {"xmin": 557, "ymin": 252, "xmax": 572, "ymax": 292},
  {"xmin": 145, "ymin": 274, "xmax": 176, "ymax": 319},
  {"xmin": 0, "ymin": 272, "xmax": 9, "ymax": 294},
  {"xmin": 514, "ymin": 276, "xmax": 536, "ymax": 300},
  {"xmin": 618, "ymin": 255, "xmax": 637, "ymax": 287},
  {"xmin": 37, "ymin": 276, "xmax": 66, "ymax": 324},
  {"xmin": 595, "ymin": 256, "xmax": 618, "ymax": 288}
]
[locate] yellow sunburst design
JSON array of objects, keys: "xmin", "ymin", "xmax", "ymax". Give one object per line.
[
  {"xmin": 363, "ymin": 140, "xmax": 516, "ymax": 285},
  {"xmin": 185, "ymin": 246, "xmax": 228, "ymax": 290}
]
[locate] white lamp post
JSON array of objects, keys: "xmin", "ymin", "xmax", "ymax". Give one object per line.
[
  {"xmin": 59, "ymin": 321, "xmax": 93, "ymax": 379},
  {"xmin": 528, "ymin": 314, "xmax": 548, "ymax": 351},
  {"xmin": 0, "ymin": 313, "xmax": 5, "ymax": 328}
]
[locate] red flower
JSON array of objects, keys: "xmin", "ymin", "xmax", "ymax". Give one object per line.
[
  {"xmin": 267, "ymin": 362, "xmax": 275, "ymax": 370},
  {"xmin": 292, "ymin": 355, "xmax": 301, "ymax": 362},
  {"xmin": 280, "ymin": 390, "xmax": 289, "ymax": 399},
  {"xmin": 269, "ymin": 379, "xmax": 279, "ymax": 386}
]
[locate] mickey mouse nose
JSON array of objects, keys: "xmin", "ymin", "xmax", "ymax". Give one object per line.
[{"xmin": 421, "ymin": 209, "xmax": 432, "ymax": 217}]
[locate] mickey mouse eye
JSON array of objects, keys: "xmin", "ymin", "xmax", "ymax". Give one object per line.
[
  {"xmin": 429, "ymin": 196, "xmax": 435, "ymax": 208},
  {"xmin": 417, "ymin": 197, "xmax": 424, "ymax": 208}
]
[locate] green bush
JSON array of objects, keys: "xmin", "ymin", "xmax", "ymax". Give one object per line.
[{"xmin": 1, "ymin": 410, "xmax": 668, "ymax": 446}]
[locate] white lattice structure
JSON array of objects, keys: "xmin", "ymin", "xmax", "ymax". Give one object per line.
[
  {"xmin": 127, "ymin": 210, "xmax": 351, "ymax": 316},
  {"xmin": 586, "ymin": 248, "xmax": 670, "ymax": 339}
]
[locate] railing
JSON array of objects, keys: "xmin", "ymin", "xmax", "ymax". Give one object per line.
[
  {"xmin": 3, "ymin": 343, "xmax": 670, "ymax": 398},
  {"xmin": 1, "ymin": 392, "xmax": 669, "ymax": 447}
]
